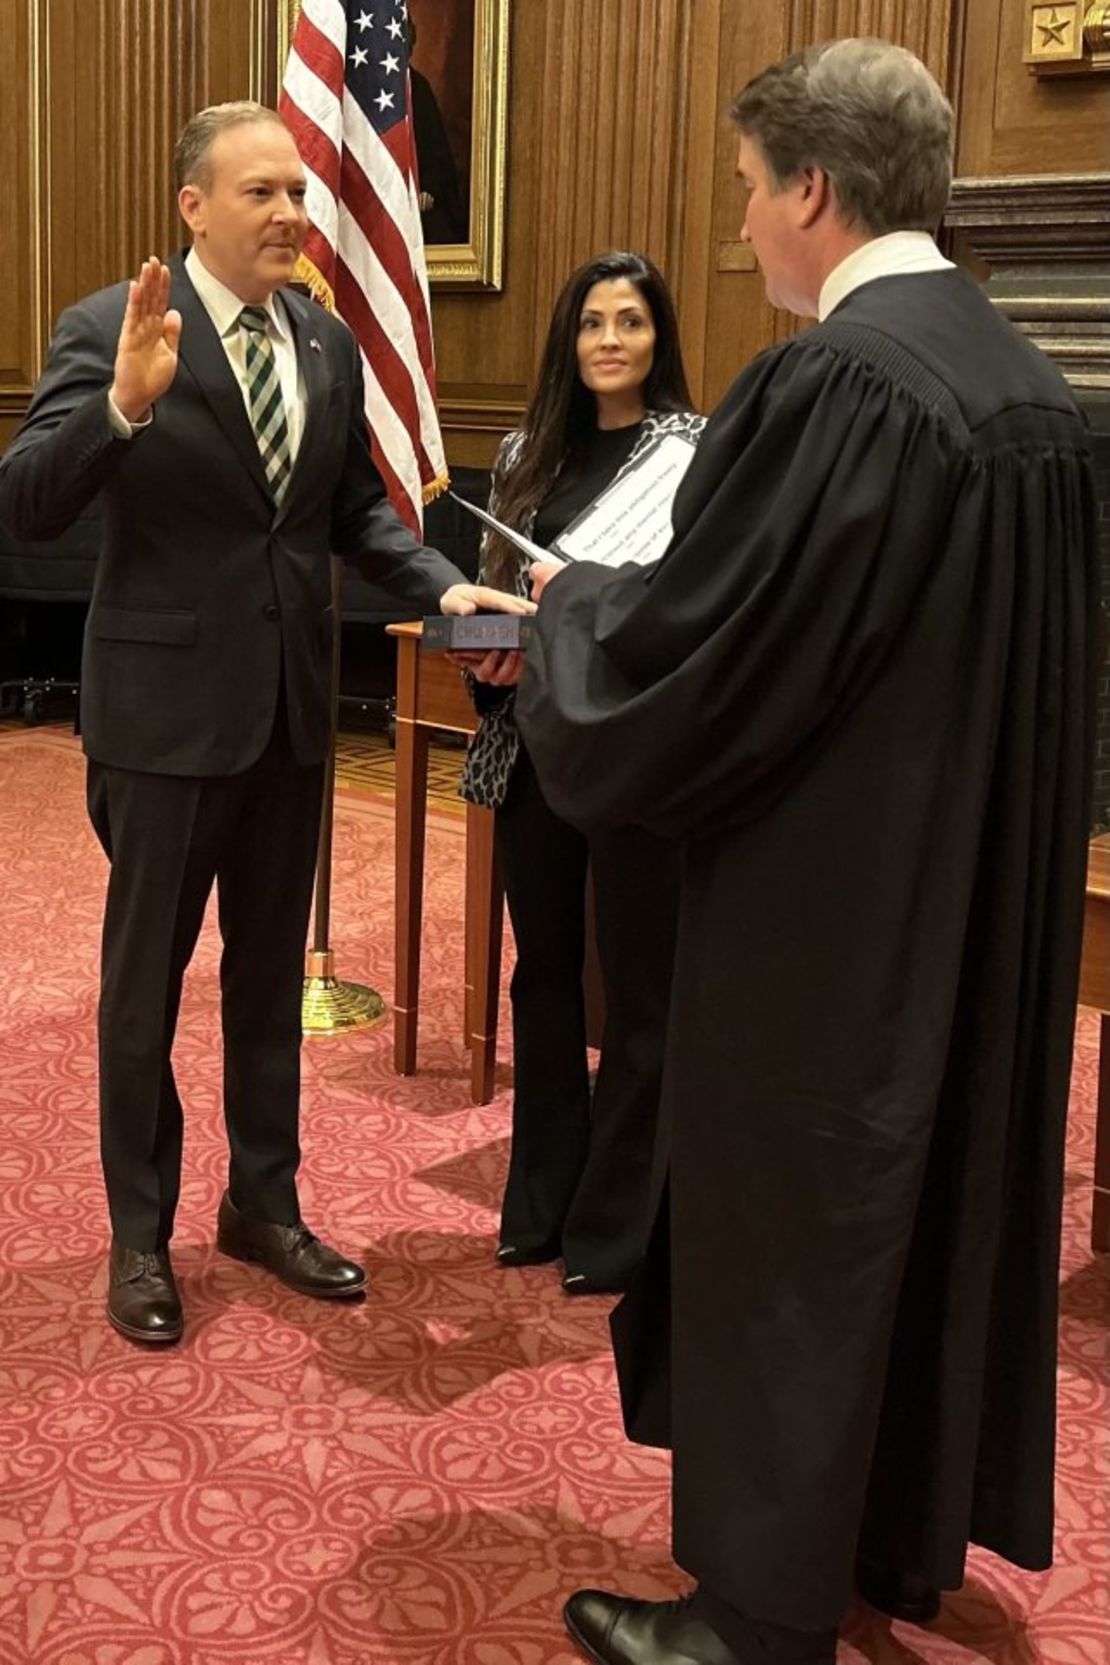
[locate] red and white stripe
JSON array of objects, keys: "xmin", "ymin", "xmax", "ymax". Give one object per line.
[{"xmin": 280, "ymin": 0, "xmax": 446, "ymax": 534}]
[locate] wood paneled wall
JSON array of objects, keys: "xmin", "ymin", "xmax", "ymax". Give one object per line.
[
  {"xmin": 432, "ymin": 0, "xmax": 1107, "ymax": 450},
  {"xmin": 0, "ymin": 0, "xmax": 39, "ymax": 447},
  {"xmin": 2, "ymin": 0, "xmax": 1108, "ymax": 465},
  {"xmin": 434, "ymin": 0, "xmax": 967, "ymax": 452},
  {"xmin": 432, "ymin": 0, "xmax": 716, "ymax": 465},
  {"xmin": 956, "ymin": 0, "xmax": 1110, "ymax": 176},
  {"xmin": 0, "ymin": 0, "xmax": 284, "ymax": 451}
]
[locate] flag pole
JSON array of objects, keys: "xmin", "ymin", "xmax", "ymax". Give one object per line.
[
  {"xmin": 285, "ymin": 0, "xmax": 448, "ymax": 1033},
  {"xmin": 302, "ymin": 554, "xmax": 386, "ymax": 1034}
]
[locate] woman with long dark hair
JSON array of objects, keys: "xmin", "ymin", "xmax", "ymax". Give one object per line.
[{"xmin": 461, "ymin": 250, "xmax": 705, "ymax": 1295}]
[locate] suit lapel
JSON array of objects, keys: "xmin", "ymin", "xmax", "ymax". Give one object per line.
[
  {"xmin": 276, "ymin": 285, "xmax": 331, "ymax": 521},
  {"xmin": 170, "ymin": 253, "xmax": 274, "ymax": 506}
]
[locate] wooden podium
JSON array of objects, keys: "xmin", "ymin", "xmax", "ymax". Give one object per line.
[
  {"xmin": 1078, "ymin": 835, "xmax": 1110, "ymax": 1253},
  {"xmin": 387, "ymin": 621, "xmax": 504, "ymax": 1104},
  {"xmin": 387, "ymin": 620, "xmax": 606, "ymax": 1107}
]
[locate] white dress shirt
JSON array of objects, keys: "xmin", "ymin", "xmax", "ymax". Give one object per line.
[
  {"xmin": 817, "ymin": 231, "xmax": 954, "ymax": 323},
  {"xmin": 109, "ymin": 247, "xmax": 306, "ymax": 458}
]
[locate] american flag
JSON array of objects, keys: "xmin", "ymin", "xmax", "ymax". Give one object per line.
[{"xmin": 280, "ymin": 0, "xmax": 447, "ymax": 532}]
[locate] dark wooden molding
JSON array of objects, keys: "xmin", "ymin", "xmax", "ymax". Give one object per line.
[
  {"xmin": 946, "ymin": 173, "xmax": 1110, "ymax": 261},
  {"xmin": 944, "ymin": 173, "xmax": 1110, "ymax": 390},
  {"xmin": 437, "ymin": 392, "xmax": 528, "ymax": 469},
  {"xmin": 438, "ymin": 394, "xmax": 527, "ymax": 435}
]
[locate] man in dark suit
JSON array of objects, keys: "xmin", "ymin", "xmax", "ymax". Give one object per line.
[{"xmin": 0, "ymin": 102, "xmax": 526, "ymax": 1346}]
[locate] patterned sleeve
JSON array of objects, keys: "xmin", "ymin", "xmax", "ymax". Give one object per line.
[
  {"xmin": 655, "ymin": 411, "xmax": 708, "ymax": 444},
  {"xmin": 477, "ymin": 431, "xmax": 525, "ymax": 586}
]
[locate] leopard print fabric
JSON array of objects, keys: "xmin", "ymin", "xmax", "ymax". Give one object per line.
[{"xmin": 459, "ymin": 410, "xmax": 707, "ymax": 810}]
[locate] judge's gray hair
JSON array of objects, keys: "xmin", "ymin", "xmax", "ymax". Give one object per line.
[
  {"xmin": 174, "ymin": 101, "xmax": 288, "ymax": 192},
  {"xmin": 730, "ymin": 39, "xmax": 953, "ymax": 235}
]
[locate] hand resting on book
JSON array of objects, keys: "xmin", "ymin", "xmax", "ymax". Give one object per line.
[{"xmin": 440, "ymin": 583, "xmax": 537, "ymax": 618}]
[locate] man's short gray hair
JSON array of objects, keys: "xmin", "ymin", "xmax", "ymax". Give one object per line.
[
  {"xmin": 174, "ymin": 101, "xmax": 288, "ymax": 192},
  {"xmin": 730, "ymin": 39, "xmax": 953, "ymax": 235}
]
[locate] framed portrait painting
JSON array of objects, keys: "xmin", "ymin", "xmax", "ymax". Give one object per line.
[{"xmin": 279, "ymin": 0, "xmax": 510, "ymax": 291}]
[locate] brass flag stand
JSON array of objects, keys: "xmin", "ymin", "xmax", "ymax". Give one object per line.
[{"xmin": 302, "ymin": 555, "xmax": 386, "ymax": 1035}]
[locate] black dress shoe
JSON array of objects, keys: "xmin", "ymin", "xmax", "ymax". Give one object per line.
[
  {"xmin": 563, "ymin": 1271, "xmax": 625, "ymax": 1296},
  {"xmin": 496, "ymin": 1242, "xmax": 561, "ymax": 1268},
  {"xmin": 564, "ymin": 1591, "xmax": 740, "ymax": 1665},
  {"xmin": 856, "ymin": 1562, "xmax": 941, "ymax": 1625},
  {"xmin": 216, "ymin": 1192, "xmax": 366, "ymax": 1298},
  {"xmin": 107, "ymin": 1242, "xmax": 183, "ymax": 1345}
]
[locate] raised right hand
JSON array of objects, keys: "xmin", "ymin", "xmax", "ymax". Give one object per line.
[{"xmin": 110, "ymin": 257, "xmax": 182, "ymax": 423}]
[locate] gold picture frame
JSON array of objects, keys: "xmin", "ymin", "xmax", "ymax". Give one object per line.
[{"xmin": 279, "ymin": 0, "xmax": 510, "ymax": 291}]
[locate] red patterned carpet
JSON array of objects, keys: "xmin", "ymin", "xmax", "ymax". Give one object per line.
[{"xmin": 0, "ymin": 728, "xmax": 1106, "ymax": 1665}]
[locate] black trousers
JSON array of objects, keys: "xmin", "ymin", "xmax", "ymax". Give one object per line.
[
  {"xmin": 495, "ymin": 746, "xmax": 679, "ymax": 1286},
  {"xmin": 86, "ymin": 710, "xmax": 324, "ymax": 1251}
]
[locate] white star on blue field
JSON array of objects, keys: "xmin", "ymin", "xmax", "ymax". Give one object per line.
[{"xmin": 345, "ymin": 0, "xmax": 410, "ymax": 136}]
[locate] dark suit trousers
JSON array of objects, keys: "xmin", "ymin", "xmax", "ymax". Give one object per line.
[
  {"xmin": 86, "ymin": 706, "xmax": 324, "ymax": 1250},
  {"xmin": 496, "ymin": 746, "xmax": 679, "ymax": 1286}
]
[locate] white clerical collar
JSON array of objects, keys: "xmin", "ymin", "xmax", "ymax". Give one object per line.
[
  {"xmin": 817, "ymin": 231, "xmax": 954, "ymax": 322},
  {"xmin": 184, "ymin": 246, "xmax": 290, "ymax": 342}
]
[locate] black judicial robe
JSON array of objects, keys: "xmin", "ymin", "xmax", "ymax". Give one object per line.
[{"xmin": 514, "ymin": 270, "xmax": 1099, "ymax": 1628}]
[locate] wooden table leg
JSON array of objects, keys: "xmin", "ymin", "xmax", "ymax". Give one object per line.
[
  {"xmin": 466, "ymin": 801, "xmax": 503, "ymax": 1104},
  {"xmin": 464, "ymin": 805, "xmax": 478, "ymax": 1047},
  {"xmin": 1094, "ymin": 1016, "xmax": 1110, "ymax": 1253},
  {"xmin": 394, "ymin": 711, "xmax": 430, "ymax": 1076}
]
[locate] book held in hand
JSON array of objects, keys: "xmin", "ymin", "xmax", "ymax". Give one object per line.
[{"xmin": 421, "ymin": 614, "xmax": 535, "ymax": 652}]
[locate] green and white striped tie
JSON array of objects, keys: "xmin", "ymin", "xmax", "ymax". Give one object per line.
[{"xmin": 238, "ymin": 305, "xmax": 293, "ymax": 502}]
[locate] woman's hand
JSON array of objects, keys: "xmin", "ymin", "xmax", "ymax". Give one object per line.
[
  {"xmin": 528, "ymin": 558, "xmax": 566, "ymax": 602},
  {"xmin": 448, "ymin": 649, "xmax": 525, "ymax": 686}
]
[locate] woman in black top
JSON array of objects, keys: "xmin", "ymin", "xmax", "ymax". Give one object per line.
[{"xmin": 460, "ymin": 251, "xmax": 705, "ymax": 1294}]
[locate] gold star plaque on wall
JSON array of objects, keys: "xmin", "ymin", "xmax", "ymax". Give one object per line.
[
  {"xmin": 1024, "ymin": 1, "xmax": 1110, "ymax": 71},
  {"xmin": 1026, "ymin": 2, "xmax": 1081, "ymax": 59}
]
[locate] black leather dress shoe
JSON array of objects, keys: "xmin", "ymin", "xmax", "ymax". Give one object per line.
[
  {"xmin": 496, "ymin": 1242, "xmax": 561, "ymax": 1268},
  {"xmin": 107, "ymin": 1242, "xmax": 183, "ymax": 1345},
  {"xmin": 563, "ymin": 1272, "xmax": 625, "ymax": 1296},
  {"xmin": 564, "ymin": 1591, "xmax": 741, "ymax": 1665},
  {"xmin": 856, "ymin": 1563, "xmax": 941, "ymax": 1625},
  {"xmin": 216, "ymin": 1192, "xmax": 366, "ymax": 1298}
]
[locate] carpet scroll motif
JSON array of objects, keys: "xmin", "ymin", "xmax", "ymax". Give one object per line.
[{"xmin": 0, "ymin": 730, "xmax": 1106, "ymax": 1665}]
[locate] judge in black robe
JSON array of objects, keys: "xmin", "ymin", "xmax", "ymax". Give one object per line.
[{"xmin": 508, "ymin": 38, "xmax": 1100, "ymax": 1665}]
